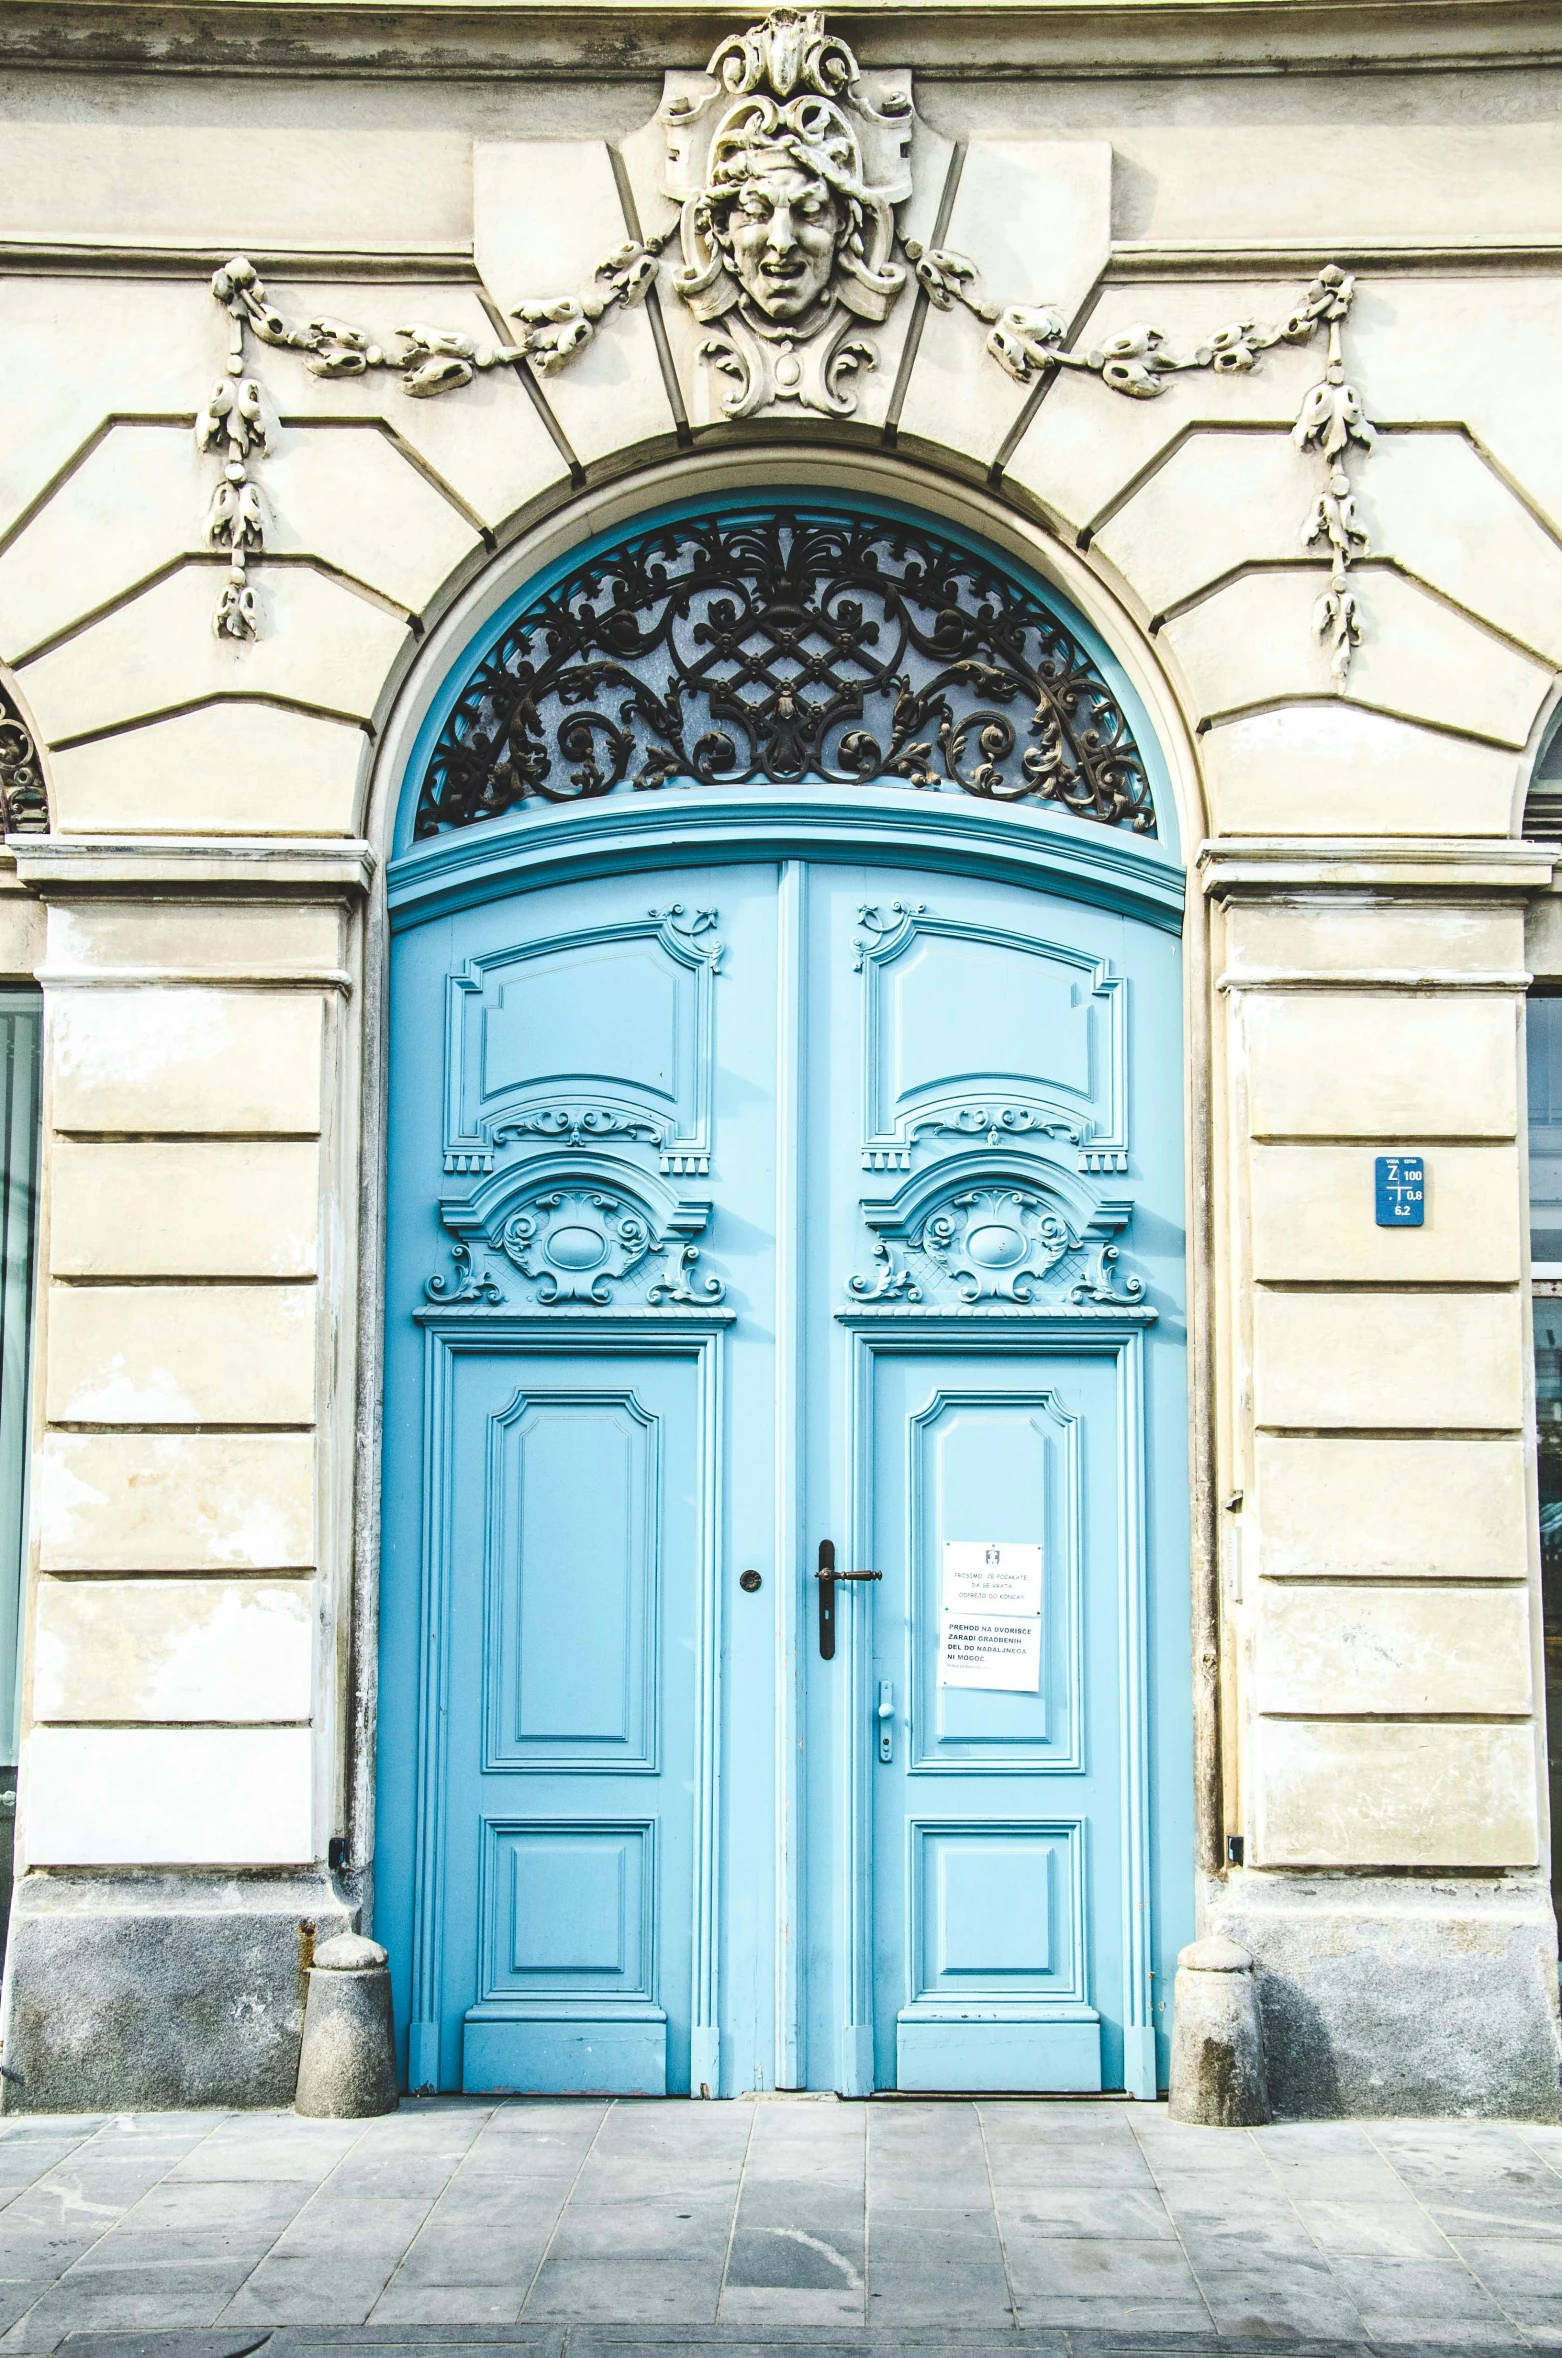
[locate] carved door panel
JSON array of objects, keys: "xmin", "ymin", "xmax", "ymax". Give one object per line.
[
  {"xmin": 440, "ymin": 1344, "xmax": 702, "ymax": 2097},
  {"xmin": 862, "ymin": 1346, "xmax": 1131, "ymax": 2094},
  {"xmin": 382, "ymin": 863, "xmax": 782, "ymax": 2097},
  {"xmin": 799, "ymin": 867, "xmax": 1187, "ymax": 2097}
]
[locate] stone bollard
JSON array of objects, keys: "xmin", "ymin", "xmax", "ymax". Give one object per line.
[
  {"xmin": 1168, "ymin": 1936, "xmax": 1269, "ymax": 2126},
  {"xmin": 294, "ymin": 1933, "xmax": 399, "ymax": 2119}
]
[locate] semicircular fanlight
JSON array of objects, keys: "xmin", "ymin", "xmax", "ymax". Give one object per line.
[{"xmin": 414, "ymin": 504, "xmax": 1154, "ymax": 840}]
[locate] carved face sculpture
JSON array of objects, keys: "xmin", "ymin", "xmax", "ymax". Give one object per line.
[
  {"xmin": 675, "ymin": 81, "xmax": 907, "ymax": 416},
  {"xmin": 726, "ymin": 157, "xmax": 844, "ymax": 322}
]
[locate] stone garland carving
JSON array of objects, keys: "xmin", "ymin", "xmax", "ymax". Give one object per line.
[
  {"xmin": 1294, "ymin": 290, "xmax": 1374, "ymax": 688},
  {"xmin": 906, "ymin": 252, "xmax": 1373, "ymax": 686},
  {"xmin": 201, "ymin": 8, "xmax": 1372, "ymax": 682},
  {"xmin": 0, "ymin": 690, "xmax": 48, "ymax": 833},
  {"xmin": 201, "ymin": 246, "xmax": 662, "ymax": 637},
  {"xmin": 202, "ymin": 256, "xmax": 528, "ymax": 638}
]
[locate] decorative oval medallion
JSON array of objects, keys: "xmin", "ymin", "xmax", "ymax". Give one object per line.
[
  {"xmin": 545, "ymin": 1224, "xmax": 610, "ymax": 1272},
  {"xmin": 483, "ymin": 1181, "xmax": 726, "ymax": 1306},
  {"xmin": 964, "ymin": 1222, "xmax": 1027, "ymax": 1270}
]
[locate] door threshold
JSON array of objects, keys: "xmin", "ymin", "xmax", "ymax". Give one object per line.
[
  {"xmin": 737, "ymin": 2089, "xmax": 845, "ymax": 2102},
  {"xmin": 867, "ymin": 2087, "xmax": 1142, "ymax": 2102}
]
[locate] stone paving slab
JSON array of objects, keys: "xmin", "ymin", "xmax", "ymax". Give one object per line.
[
  {"xmin": 37, "ymin": 2331, "xmax": 1538, "ymax": 2357},
  {"xmin": 0, "ymin": 2102, "xmax": 1555, "ymax": 2350}
]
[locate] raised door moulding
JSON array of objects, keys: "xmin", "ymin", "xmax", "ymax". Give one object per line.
[
  {"xmin": 440, "ymin": 903, "xmax": 722, "ymax": 1179},
  {"xmin": 194, "ymin": 6, "xmax": 1374, "ymax": 690},
  {"xmin": 852, "ymin": 899, "xmax": 1128, "ymax": 1171},
  {"xmin": 430, "ymin": 899, "xmax": 727, "ymax": 1312}
]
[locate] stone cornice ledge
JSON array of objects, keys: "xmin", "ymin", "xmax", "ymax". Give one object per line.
[
  {"xmin": 5, "ymin": 235, "xmax": 1560, "ymax": 283},
  {"xmin": 1199, "ymin": 837, "xmax": 1558, "ymax": 899},
  {"xmin": 7, "ymin": 835, "xmax": 375, "ymax": 899},
  {"xmin": 1, "ymin": 0, "xmax": 1557, "ymax": 77}
]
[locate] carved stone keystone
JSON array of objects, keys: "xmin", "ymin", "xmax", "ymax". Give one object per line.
[
  {"xmin": 294, "ymin": 1933, "xmax": 399, "ymax": 2119},
  {"xmin": 1168, "ymin": 1936, "xmax": 1269, "ymax": 2127}
]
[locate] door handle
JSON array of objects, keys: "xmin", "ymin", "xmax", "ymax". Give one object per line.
[
  {"xmin": 815, "ymin": 1537, "xmax": 881, "ymax": 1660},
  {"xmin": 878, "ymin": 1679, "xmax": 895, "ymax": 1763}
]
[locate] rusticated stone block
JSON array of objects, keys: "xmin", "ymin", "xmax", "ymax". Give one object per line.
[{"xmin": 0, "ymin": 1870, "xmax": 352, "ymax": 2112}]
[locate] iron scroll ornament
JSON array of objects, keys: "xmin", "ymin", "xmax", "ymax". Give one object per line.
[
  {"xmin": 414, "ymin": 508, "xmax": 1154, "ymax": 839},
  {"xmin": 0, "ymin": 690, "xmax": 48, "ymax": 834}
]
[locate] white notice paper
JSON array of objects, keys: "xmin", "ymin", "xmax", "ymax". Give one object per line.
[
  {"xmin": 942, "ymin": 1541, "xmax": 1043, "ymax": 1618},
  {"xmin": 938, "ymin": 1612, "xmax": 1043, "ymax": 1692},
  {"xmin": 938, "ymin": 1541, "xmax": 1044, "ymax": 1692}
]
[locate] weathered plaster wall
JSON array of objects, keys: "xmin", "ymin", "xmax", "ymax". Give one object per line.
[
  {"xmin": 8, "ymin": 52, "xmax": 1561, "ymax": 250},
  {"xmin": 0, "ymin": 0, "xmax": 1559, "ymax": 2109}
]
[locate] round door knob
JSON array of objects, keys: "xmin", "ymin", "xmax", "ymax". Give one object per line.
[{"xmin": 739, "ymin": 1569, "xmax": 762, "ymax": 1593}]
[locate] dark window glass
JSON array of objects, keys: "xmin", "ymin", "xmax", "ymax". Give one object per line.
[
  {"xmin": 1530, "ymin": 998, "xmax": 1562, "ymax": 1265},
  {"xmin": 1536, "ymin": 1301, "xmax": 1562, "ymax": 1935},
  {"xmin": 1531, "ymin": 995, "xmax": 1562, "ymax": 1932}
]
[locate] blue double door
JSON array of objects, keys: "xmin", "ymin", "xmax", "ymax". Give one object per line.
[{"xmin": 380, "ymin": 849, "xmax": 1189, "ymax": 2097}]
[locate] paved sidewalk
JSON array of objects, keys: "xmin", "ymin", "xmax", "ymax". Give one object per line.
[{"xmin": 0, "ymin": 2099, "xmax": 1558, "ymax": 2350}]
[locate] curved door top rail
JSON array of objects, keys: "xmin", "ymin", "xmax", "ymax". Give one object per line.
[{"xmin": 387, "ymin": 788, "xmax": 1187, "ymax": 939}]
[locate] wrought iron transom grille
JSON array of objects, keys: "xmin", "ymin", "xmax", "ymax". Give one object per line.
[
  {"xmin": 0, "ymin": 690, "xmax": 47, "ymax": 835},
  {"xmin": 415, "ymin": 505, "xmax": 1154, "ymax": 839}
]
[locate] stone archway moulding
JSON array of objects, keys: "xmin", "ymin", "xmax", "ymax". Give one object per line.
[
  {"xmin": 354, "ymin": 439, "xmax": 1218, "ymax": 1870},
  {"xmin": 196, "ymin": 5, "xmax": 1374, "ymax": 690}
]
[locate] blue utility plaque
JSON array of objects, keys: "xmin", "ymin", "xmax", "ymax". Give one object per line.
[{"xmin": 1375, "ymin": 1154, "xmax": 1425, "ymax": 1227}]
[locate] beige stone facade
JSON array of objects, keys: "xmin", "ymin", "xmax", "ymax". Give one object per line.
[{"xmin": 1, "ymin": 0, "xmax": 1560, "ymax": 2113}]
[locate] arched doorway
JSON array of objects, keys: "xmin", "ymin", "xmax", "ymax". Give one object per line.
[{"xmin": 374, "ymin": 494, "xmax": 1193, "ymax": 2098}]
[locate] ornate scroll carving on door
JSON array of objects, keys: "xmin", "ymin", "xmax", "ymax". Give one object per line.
[
  {"xmin": 414, "ymin": 507, "xmax": 1154, "ymax": 839},
  {"xmin": 427, "ymin": 1169, "xmax": 726, "ymax": 1309},
  {"xmin": 847, "ymin": 1169, "xmax": 1142, "ymax": 1310}
]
